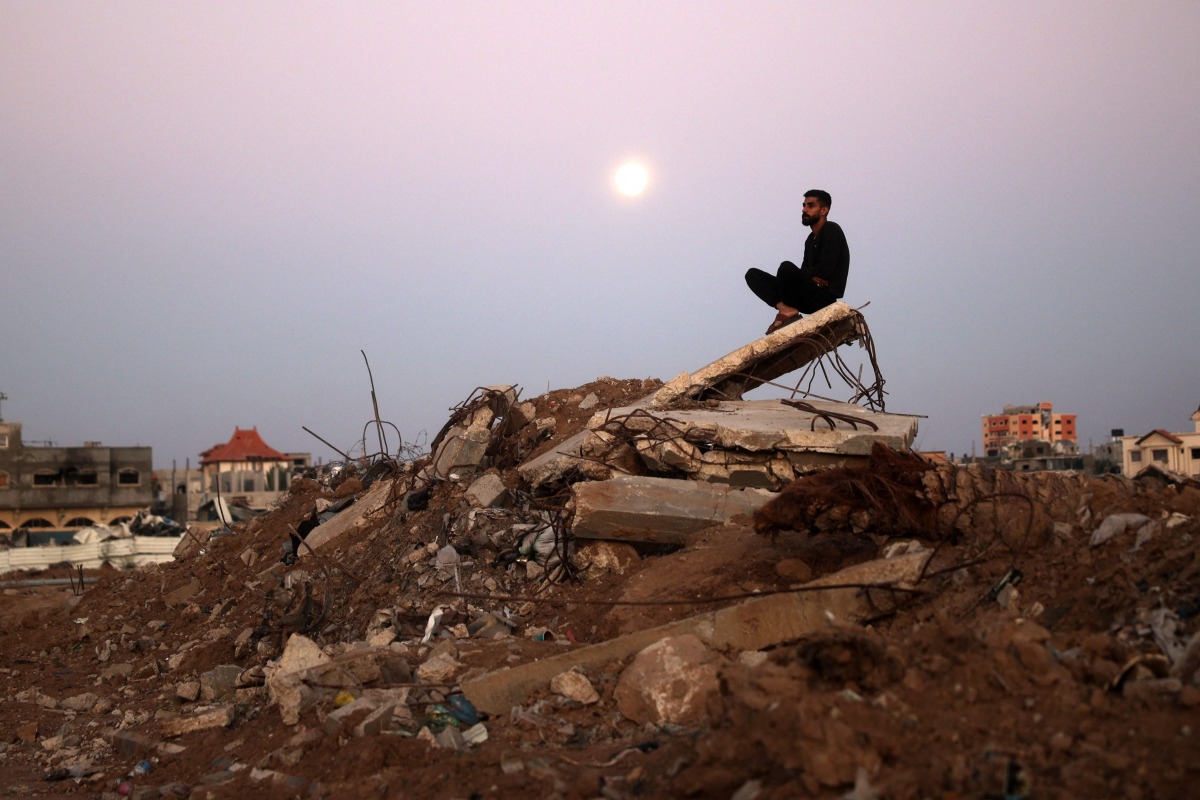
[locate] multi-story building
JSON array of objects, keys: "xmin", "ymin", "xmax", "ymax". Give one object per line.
[
  {"xmin": 981, "ymin": 401, "xmax": 1077, "ymax": 459},
  {"xmin": 0, "ymin": 419, "xmax": 152, "ymax": 536},
  {"xmin": 1122, "ymin": 407, "xmax": 1200, "ymax": 478}
]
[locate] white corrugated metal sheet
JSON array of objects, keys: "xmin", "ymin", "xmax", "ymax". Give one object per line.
[{"xmin": 0, "ymin": 536, "xmax": 182, "ymax": 574}]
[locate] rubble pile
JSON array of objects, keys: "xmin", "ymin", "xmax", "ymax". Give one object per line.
[{"xmin": 0, "ymin": 304, "xmax": 1197, "ymax": 799}]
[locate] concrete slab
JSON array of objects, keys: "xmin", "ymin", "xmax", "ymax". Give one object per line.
[
  {"xmin": 301, "ymin": 479, "xmax": 394, "ymax": 554},
  {"xmin": 571, "ymin": 475, "xmax": 775, "ymax": 544},
  {"xmin": 598, "ymin": 399, "xmax": 919, "ymax": 457},
  {"xmin": 461, "ymin": 550, "xmax": 931, "ymax": 714},
  {"xmin": 651, "ymin": 302, "xmax": 863, "ymax": 405}
]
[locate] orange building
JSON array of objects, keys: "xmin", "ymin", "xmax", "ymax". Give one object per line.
[{"xmin": 981, "ymin": 402, "xmax": 1077, "ymax": 458}]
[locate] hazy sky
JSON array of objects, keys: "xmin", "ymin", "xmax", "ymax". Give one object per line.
[{"xmin": 3, "ymin": 1, "xmax": 1198, "ymax": 468}]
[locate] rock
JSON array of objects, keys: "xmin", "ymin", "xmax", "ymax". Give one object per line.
[
  {"xmin": 200, "ymin": 665, "xmax": 243, "ymax": 701},
  {"xmin": 576, "ymin": 541, "xmax": 639, "ymax": 574},
  {"xmin": 614, "ymin": 634, "xmax": 721, "ymax": 726},
  {"xmin": 59, "ymin": 692, "xmax": 98, "ymax": 712},
  {"xmin": 579, "ymin": 392, "xmax": 600, "ymax": 410},
  {"xmin": 16, "ymin": 721, "xmax": 38, "ymax": 744},
  {"xmin": 550, "ymin": 669, "xmax": 599, "ymax": 705}
]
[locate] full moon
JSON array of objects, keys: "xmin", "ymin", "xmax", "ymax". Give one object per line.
[{"xmin": 614, "ymin": 162, "xmax": 649, "ymax": 196}]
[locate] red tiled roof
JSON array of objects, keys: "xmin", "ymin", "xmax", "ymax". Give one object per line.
[
  {"xmin": 1135, "ymin": 429, "xmax": 1183, "ymax": 445},
  {"xmin": 200, "ymin": 427, "xmax": 287, "ymax": 465}
]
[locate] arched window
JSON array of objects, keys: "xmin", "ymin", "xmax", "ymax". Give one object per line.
[
  {"xmin": 117, "ymin": 469, "xmax": 140, "ymax": 486},
  {"xmin": 21, "ymin": 517, "xmax": 55, "ymax": 528},
  {"xmin": 64, "ymin": 517, "xmax": 97, "ymax": 528},
  {"xmin": 109, "ymin": 515, "xmax": 132, "ymax": 525}
]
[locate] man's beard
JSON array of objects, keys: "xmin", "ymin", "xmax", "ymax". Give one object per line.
[{"xmin": 802, "ymin": 212, "xmax": 815, "ymax": 225}]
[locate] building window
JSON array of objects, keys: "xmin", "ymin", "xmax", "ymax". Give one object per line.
[
  {"xmin": 117, "ymin": 469, "xmax": 140, "ymax": 485},
  {"xmin": 72, "ymin": 471, "xmax": 99, "ymax": 486},
  {"xmin": 0, "ymin": 471, "xmax": 8, "ymax": 488},
  {"xmin": 1151, "ymin": 449, "xmax": 1168, "ymax": 463},
  {"xmin": 1131, "ymin": 451, "xmax": 1142, "ymax": 462},
  {"xmin": 1191, "ymin": 448, "xmax": 1200, "ymax": 460},
  {"xmin": 0, "ymin": 433, "xmax": 8, "ymax": 448},
  {"xmin": 33, "ymin": 471, "xmax": 61, "ymax": 486}
]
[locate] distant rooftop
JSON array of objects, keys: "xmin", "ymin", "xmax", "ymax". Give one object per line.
[{"xmin": 200, "ymin": 427, "xmax": 287, "ymax": 465}]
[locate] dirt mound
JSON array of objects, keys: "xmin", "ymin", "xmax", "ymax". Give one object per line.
[{"xmin": 1, "ymin": 381, "xmax": 1198, "ymax": 799}]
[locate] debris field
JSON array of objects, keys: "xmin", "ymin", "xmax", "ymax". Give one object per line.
[{"xmin": 1, "ymin": 303, "xmax": 1197, "ymax": 799}]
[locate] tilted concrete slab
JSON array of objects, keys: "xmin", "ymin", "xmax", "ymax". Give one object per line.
[
  {"xmin": 651, "ymin": 301, "xmax": 863, "ymax": 405},
  {"xmin": 598, "ymin": 399, "xmax": 919, "ymax": 457},
  {"xmin": 300, "ymin": 478, "xmax": 394, "ymax": 554},
  {"xmin": 461, "ymin": 549, "xmax": 931, "ymax": 715},
  {"xmin": 571, "ymin": 475, "xmax": 775, "ymax": 544}
]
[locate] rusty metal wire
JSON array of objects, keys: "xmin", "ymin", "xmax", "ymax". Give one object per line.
[
  {"xmin": 788, "ymin": 310, "xmax": 887, "ymax": 411},
  {"xmin": 780, "ymin": 398, "xmax": 880, "ymax": 432}
]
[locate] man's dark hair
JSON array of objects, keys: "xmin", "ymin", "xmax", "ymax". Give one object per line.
[{"xmin": 805, "ymin": 189, "xmax": 832, "ymax": 209}]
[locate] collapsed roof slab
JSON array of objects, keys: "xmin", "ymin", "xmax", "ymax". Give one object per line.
[
  {"xmin": 651, "ymin": 301, "xmax": 863, "ymax": 406},
  {"xmin": 461, "ymin": 548, "xmax": 932, "ymax": 715},
  {"xmin": 603, "ymin": 399, "xmax": 919, "ymax": 457},
  {"xmin": 571, "ymin": 475, "xmax": 775, "ymax": 545}
]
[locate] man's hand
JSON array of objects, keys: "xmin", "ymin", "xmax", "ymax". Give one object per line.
[{"xmin": 812, "ymin": 276, "xmax": 829, "ymax": 288}]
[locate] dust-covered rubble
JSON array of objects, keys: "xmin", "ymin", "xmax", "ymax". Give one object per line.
[{"xmin": 1, "ymin": 308, "xmax": 1197, "ymax": 799}]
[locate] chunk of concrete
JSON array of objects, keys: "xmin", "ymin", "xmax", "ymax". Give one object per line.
[
  {"xmin": 425, "ymin": 385, "xmax": 517, "ymax": 481},
  {"xmin": 160, "ymin": 705, "xmax": 235, "ymax": 737},
  {"xmin": 301, "ymin": 478, "xmax": 393, "ymax": 554},
  {"xmin": 462, "ymin": 550, "xmax": 931, "ymax": 715},
  {"xmin": 466, "ymin": 472, "xmax": 508, "ymax": 508},
  {"xmin": 650, "ymin": 302, "xmax": 862, "ymax": 405},
  {"xmin": 571, "ymin": 475, "xmax": 775, "ymax": 544}
]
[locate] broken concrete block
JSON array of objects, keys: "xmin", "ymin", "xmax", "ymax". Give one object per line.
[
  {"xmin": 614, "ymin": 635, "xmax": 721, "ymax": 726},
  {"xmin": 160, "ymin": 705, "xmax": 235, "ymax": 737},
  {"xmin": 517, "ymin": 427, "xmax": 620, "ymax": 489},
  {"xmin": 59, "ymin": 692, "xmax": 98, "ymax": 712},
  {"xmin": 416, "ymin": 651, "xmax": 464, "ymax": 685},
  {"xmin": 571, "ymin": 475, "xmax": 775, "ymax": 544},
  {"xmin": 172, "ymin": 528, "xmax": 213, "ymax": 561},
  {"xmin": 466, "ymin": 472, "xmax": 508, "ymax": 508},
  {"xmin": 323, "ymin": 697, "xmax": 376, "ymax": 737},
  {"xmin": 462, "ymin": 550, "xmax": 930, "ymax": 715},
  {"xmin": 200, "ymin": 665, "xmax": 243, "ymax": 702},
  {"xmin": 579, "ymin": 392, "xmax": 600, "ymax": 410},
  {"xmin": 353, "ymin": 701, "xmax": 396, "ymax": 737},
  {"xmin": 426, "ymin": 385, "xmax": 518, "ymax": 481},
  {"xmin": 650, "ymin": 302, "xmax": 862, "ymax": 404},
  {"xmin": 301, "ymin": 478, "xmax": 392, "ymax": 554},
  {"xmin": 550, "ymin": 669, "xmax": 599, "ymax": 705},
  {"xmin": 176, "ymin": 682, "xmax": 201, "ymax": 702}
]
